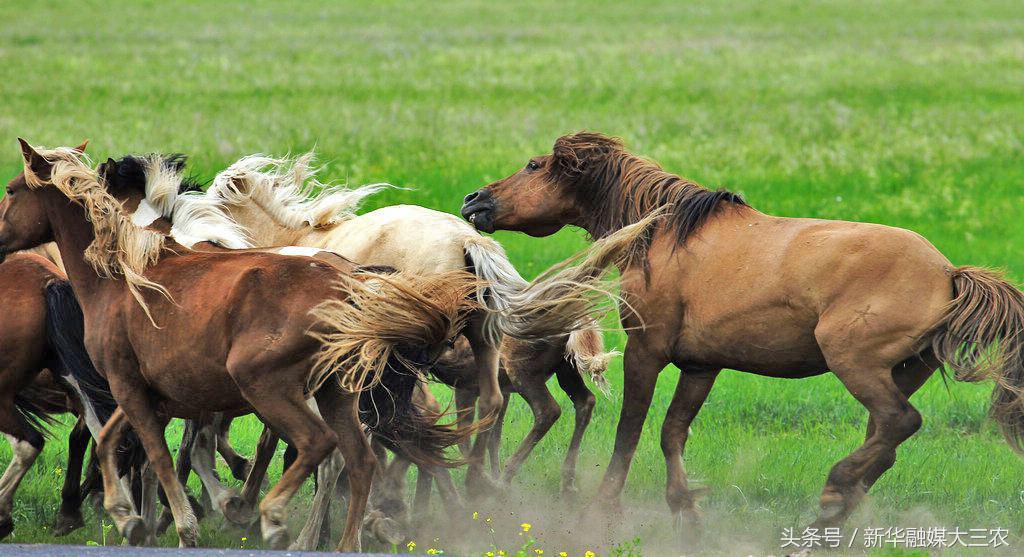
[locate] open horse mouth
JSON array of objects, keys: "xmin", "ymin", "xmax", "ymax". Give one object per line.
[{"xmin": 460, "ymin": 190, "xmax": 495, "ymax": 233}]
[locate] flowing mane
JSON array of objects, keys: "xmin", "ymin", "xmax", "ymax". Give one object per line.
[
  {"xmin": 23, "ymin": 146, "xmax": 169, "ymax": 322},
  {"xmin": 552, "ymin": 132, "xmax": 747, "ymax": 263},
  {"xmin": 207, "ymin": 152, "xmax": 389, "ymax": 229},
  {"xmin": 110, "ymin": 154, "xmax": 251, "ymax": 249}
]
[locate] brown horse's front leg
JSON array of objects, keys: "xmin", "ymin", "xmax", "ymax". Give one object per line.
[
  {"xmin": 96, "ymin": 408, "xmax": 148, "ymax": 545},
  {"xmin": 661, "ymin": 368, "xmax": 718, "ymax": 542},
  {"xmin": 593, "ymin": 340, "xmax": 665, "ymax": 508},
  {"xmin": 812, "ymin": 367, "xmax": 922, "ymax": 528}
]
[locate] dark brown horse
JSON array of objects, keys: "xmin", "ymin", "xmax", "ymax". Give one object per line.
[
  {"xmin": 0, "ymin": 141, "xmax": 484, "ymax": 550},
  {"xmin": 461, "ymin": 132, "xmax": 1024, "ymax": 536}
]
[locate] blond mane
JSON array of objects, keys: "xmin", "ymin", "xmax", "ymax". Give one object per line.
[
  {"xmin": 132, "ymin": 155, "xmax": 251, "ymax": 249},
  {"xmin": 207, "ymin": 152, "xmax": 389, "ymax": 230},
  {"xmin": 23, "ymin": 147, "xmax": 169, "ymax": 324}
]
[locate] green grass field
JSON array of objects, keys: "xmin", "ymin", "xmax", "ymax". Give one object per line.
[{"xmin": 2, "ymin": 1, "xmax": 1023, "ymax": 555}]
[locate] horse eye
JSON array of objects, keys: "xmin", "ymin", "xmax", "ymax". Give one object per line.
[{"xmin": 526, "ymin": 160, "xmax": 540, "ymax": 171}]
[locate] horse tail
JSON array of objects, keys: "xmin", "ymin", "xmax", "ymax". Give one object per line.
[
  {"xmin": 930, "ymin": 266, "xmax": 1024, "ymax": 452},
  {"xmin": 13, "ymin": 389, "xmax": 61, "ymax": 439},
  {"xmin": 565, "ymin": 321, "xmax": 620, "ymax": 396},
  {"xmin": 307, "ymin": 268, "xmax": 485, "ymax": 466},
  {"xmin": 462, "ymin": 236, "xmax": 529, "ymax": 346},
  {"xmin": 44, "ymin": 280, "xmax": 146, "ymax": 471},
  {"xmin": 360, "ymin": 357, "xmax": 484, "ymax": 468},
  {"xmin": 494, "ymin": 210, "xmax": 665, "ymax": 341}
]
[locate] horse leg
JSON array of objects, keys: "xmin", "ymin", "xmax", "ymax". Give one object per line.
[
  {"xmin": 214, "ymin": 415, "xmax": 251, "ymax": 481},
  {"xmin": 860, "ymin": 354, "xmax": 937, "ymax": 491},
  {"xmin": 313, "ymin": 380, "xmax": 377, "ymax": 553},
  {"xmin": 555, "ymin": 363, "xmax": 597, "ymax": 500},
  {"xmin": 291, "ymin": 398, "xmax": 345, "ymax": 551},
  {"xmin": 0, "ymin": 400, "xmax": 43, "ymax": 539},
  {"xmin": 463, "ymin": 317, "xmax": 503, "ymax": 501},
  {"xmin": 107, "ymin": 383, "xmax": 199, "ymax": 548},
  {"xmin": 454, "ymin": 387, "xmax": 478, "ymax": 456},
  {"xmin": 240, "ymin": 424, "xmax": 278, "ymax": 512},
  {"xmin": 190, "ymin": 417, "xmax": 248, "ymax": 526},
  {"xmin": 96, "ymin": 408, "xmax": 148, "ymax": 545},
  {"xmin": 593, "ymin": 339, "xmax": 665, "ymax": 511},
  {"xmin": 499, "ymin": 371, "xmax": 561, "ymax": 487},
  {"xmin": 812, "ymin": 365, "xmax": 923, "ymax": 527},
  {"xmin": 487, "ymin": 394, "xmax": 509, "ymax": 477},
  {"xmin": 158, "ymin": 420, "xmax": 204, "ymax": 535},
  {"xmin": 54, "ymin": 415, "xmax": 90, "ymax": 536},
  {"xmin": 139, "ymin": 462, "xmax": 159, "ymax": 545},
  {"xmin": 661, "ymin": 368, "xmax": 718, "ymax": 539}
]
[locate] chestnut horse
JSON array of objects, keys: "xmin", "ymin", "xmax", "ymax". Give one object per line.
[
  {"xmin": 0, "ymin": 141, "xmax": 484, "ymax": 551},
  {"xmin": 461, "ymin": 132, "xmax": 1024, "ymax": 535}
]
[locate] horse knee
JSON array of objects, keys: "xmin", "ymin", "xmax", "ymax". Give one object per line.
[
  {"xmin": 894, "ymin": 407, "xmax": 922, "ymax": 441},
  {"xmin": 535, "ymin": 403, "xmax": 562, "ymax": 430},
  {"xmin": 478, "ymin": 392, "xmax": 504, "ymax": 419}
]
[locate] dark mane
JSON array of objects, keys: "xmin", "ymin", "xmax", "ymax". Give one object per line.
[
  {"xmin": 101, "ymin": 154, "xmax": 205, "ymax": 194},
  {"xmin": 552, "ymin": 132, "xmax": 747, "ymax": 265}
]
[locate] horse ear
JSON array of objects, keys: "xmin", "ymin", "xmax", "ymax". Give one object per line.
[
  {"xmin": 74, "ymin": 140, "xmax": 89, "ymax": 154},
  {"xmin": 552, "ymin": 134, "xmax": 584, "ymax": 177},
  {"xmin": 18, "ymin": 138, "xmax": 51, "ymax": 180}
]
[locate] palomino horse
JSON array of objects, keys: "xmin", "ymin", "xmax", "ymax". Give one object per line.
[
  {"xmin": 106, "ymin": 152, "xmax": 647, "ymax": 547},
  {"xmin": 200, "ymin": 153, "xmax": 606, "ymax": 495},
  {"xmin": 461, "ymin": 132, "xmax": 1024, "ymax": 535},
  {"xmin": 0, "ymin": 141, "xmax": 485, "ymax": 551}
]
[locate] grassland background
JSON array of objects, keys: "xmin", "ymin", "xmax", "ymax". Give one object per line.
[{"xmin": 1, "ymin": 0, "xmax": 1023, "ymax": 555}]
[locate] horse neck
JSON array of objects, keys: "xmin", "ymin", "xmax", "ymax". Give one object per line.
[
  {"xmin": 224, "ymin": 202, "xmax": 308, "ymax": 247},
  {"xmin": 40, "ymin": 190, "xmax": 111, "ymax": 310}
]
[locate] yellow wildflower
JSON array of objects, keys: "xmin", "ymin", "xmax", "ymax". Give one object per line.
[
  {"xmin": 560, "ymin": 553, "xmax": 568, "ymax": 557},
  {"xmin": 408, "ymin": 541, "xmax": 417, "ymax": 551},
  {"xmin": 585, "ymin": 551, "xmax": 596, "ymax": 557},
  {"xmin": 472, "ymin": 511, "xmax": 479, "ymax": 520},
  {"xmin": 521, "ymin": 523, "xmax": 532, "ymax": 533}
]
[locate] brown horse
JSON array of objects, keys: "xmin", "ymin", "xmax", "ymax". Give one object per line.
[
  {"xmin": 461, "ymin": 132, "xmax": 1024, "ymax": 536},
  {"xmin": 0, "ymin": 253, "xmax": 84, "ymax": 538},
  {"xmin": 0, "ymin": 141, "xmax": 485, "ymax": 551}
]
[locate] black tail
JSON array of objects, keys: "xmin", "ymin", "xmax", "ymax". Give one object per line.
[
  {"xmin": 359, "ymin": 355, "xmax": 482, "ymax": 468},
  {"xmin": 13, "ymin": 389, "xmax": 60, "ymax": 444},
  {"xmin": 44, "ymin": 280, "xmax": 146, "ymax": 471}
]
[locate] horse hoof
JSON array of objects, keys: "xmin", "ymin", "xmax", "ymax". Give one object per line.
[
  {"xmin": 221, "ymin": 494, "xmax": 252, "ymax": 526},
  {"xmin": 230, "ymin": 458, "xmax": 253, "ymax": 482},
  {"xmin": 53, "ymin": 512, "xmax": 85, "ymax": 536},
  {"xmin": 0, "ymin": 516, "xmax": 13, "ymax": 539},
  {"xmin": 673, "ymin": 509, "xmax": 703, "ymax": 546},
  {"xmin": 265, "ymin": 526, "xmax": 289, "ymax": 550},
  {"xmin": 370, "ymin": 516, "xmax": 406, "ymax": 546},
  {"xmin": 123, "ymin": 516, "xmax": 149, "ymax": 546}
]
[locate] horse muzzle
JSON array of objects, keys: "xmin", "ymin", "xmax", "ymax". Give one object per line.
[{"xmin": 460, "ymin": 189, "xmax": 496, "ymax": 233}]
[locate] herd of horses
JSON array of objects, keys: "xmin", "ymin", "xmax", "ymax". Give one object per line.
[{"xmin": 0, "ymin": 132, "xmax": 1022, "ymax": 551}]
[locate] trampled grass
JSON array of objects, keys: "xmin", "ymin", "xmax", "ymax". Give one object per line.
[{"xmin": 1, "ymin": 1, "xmax": 1023, "ymax": 555}]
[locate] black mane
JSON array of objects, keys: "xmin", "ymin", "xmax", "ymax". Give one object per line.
[{"xmin": 101, "ymin": 153, "xmax": 205, "ymax": 194}]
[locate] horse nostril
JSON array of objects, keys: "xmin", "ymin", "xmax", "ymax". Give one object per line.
[{"xmin": 463, "ymin": 191, "xmax": 480, "ymax": 204}]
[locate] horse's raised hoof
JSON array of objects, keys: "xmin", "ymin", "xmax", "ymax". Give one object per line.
[
  {"xmin": 220, "ymin": 493, "xmax": 252, "ymax": 527},
  {"xmin": 367, "ymin": 515, "xmax": 406, "ymax": 546},
  {"xmin": 122, "ymin": 516, "xmax": 149, "ymax": 546},
  {"xmin": 0, "ymin": 516, "xmax": 14, "ymax": 539},
  {"xmin": 53, "ymin": 511, "xmax": 85, "ymax": 536}
]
